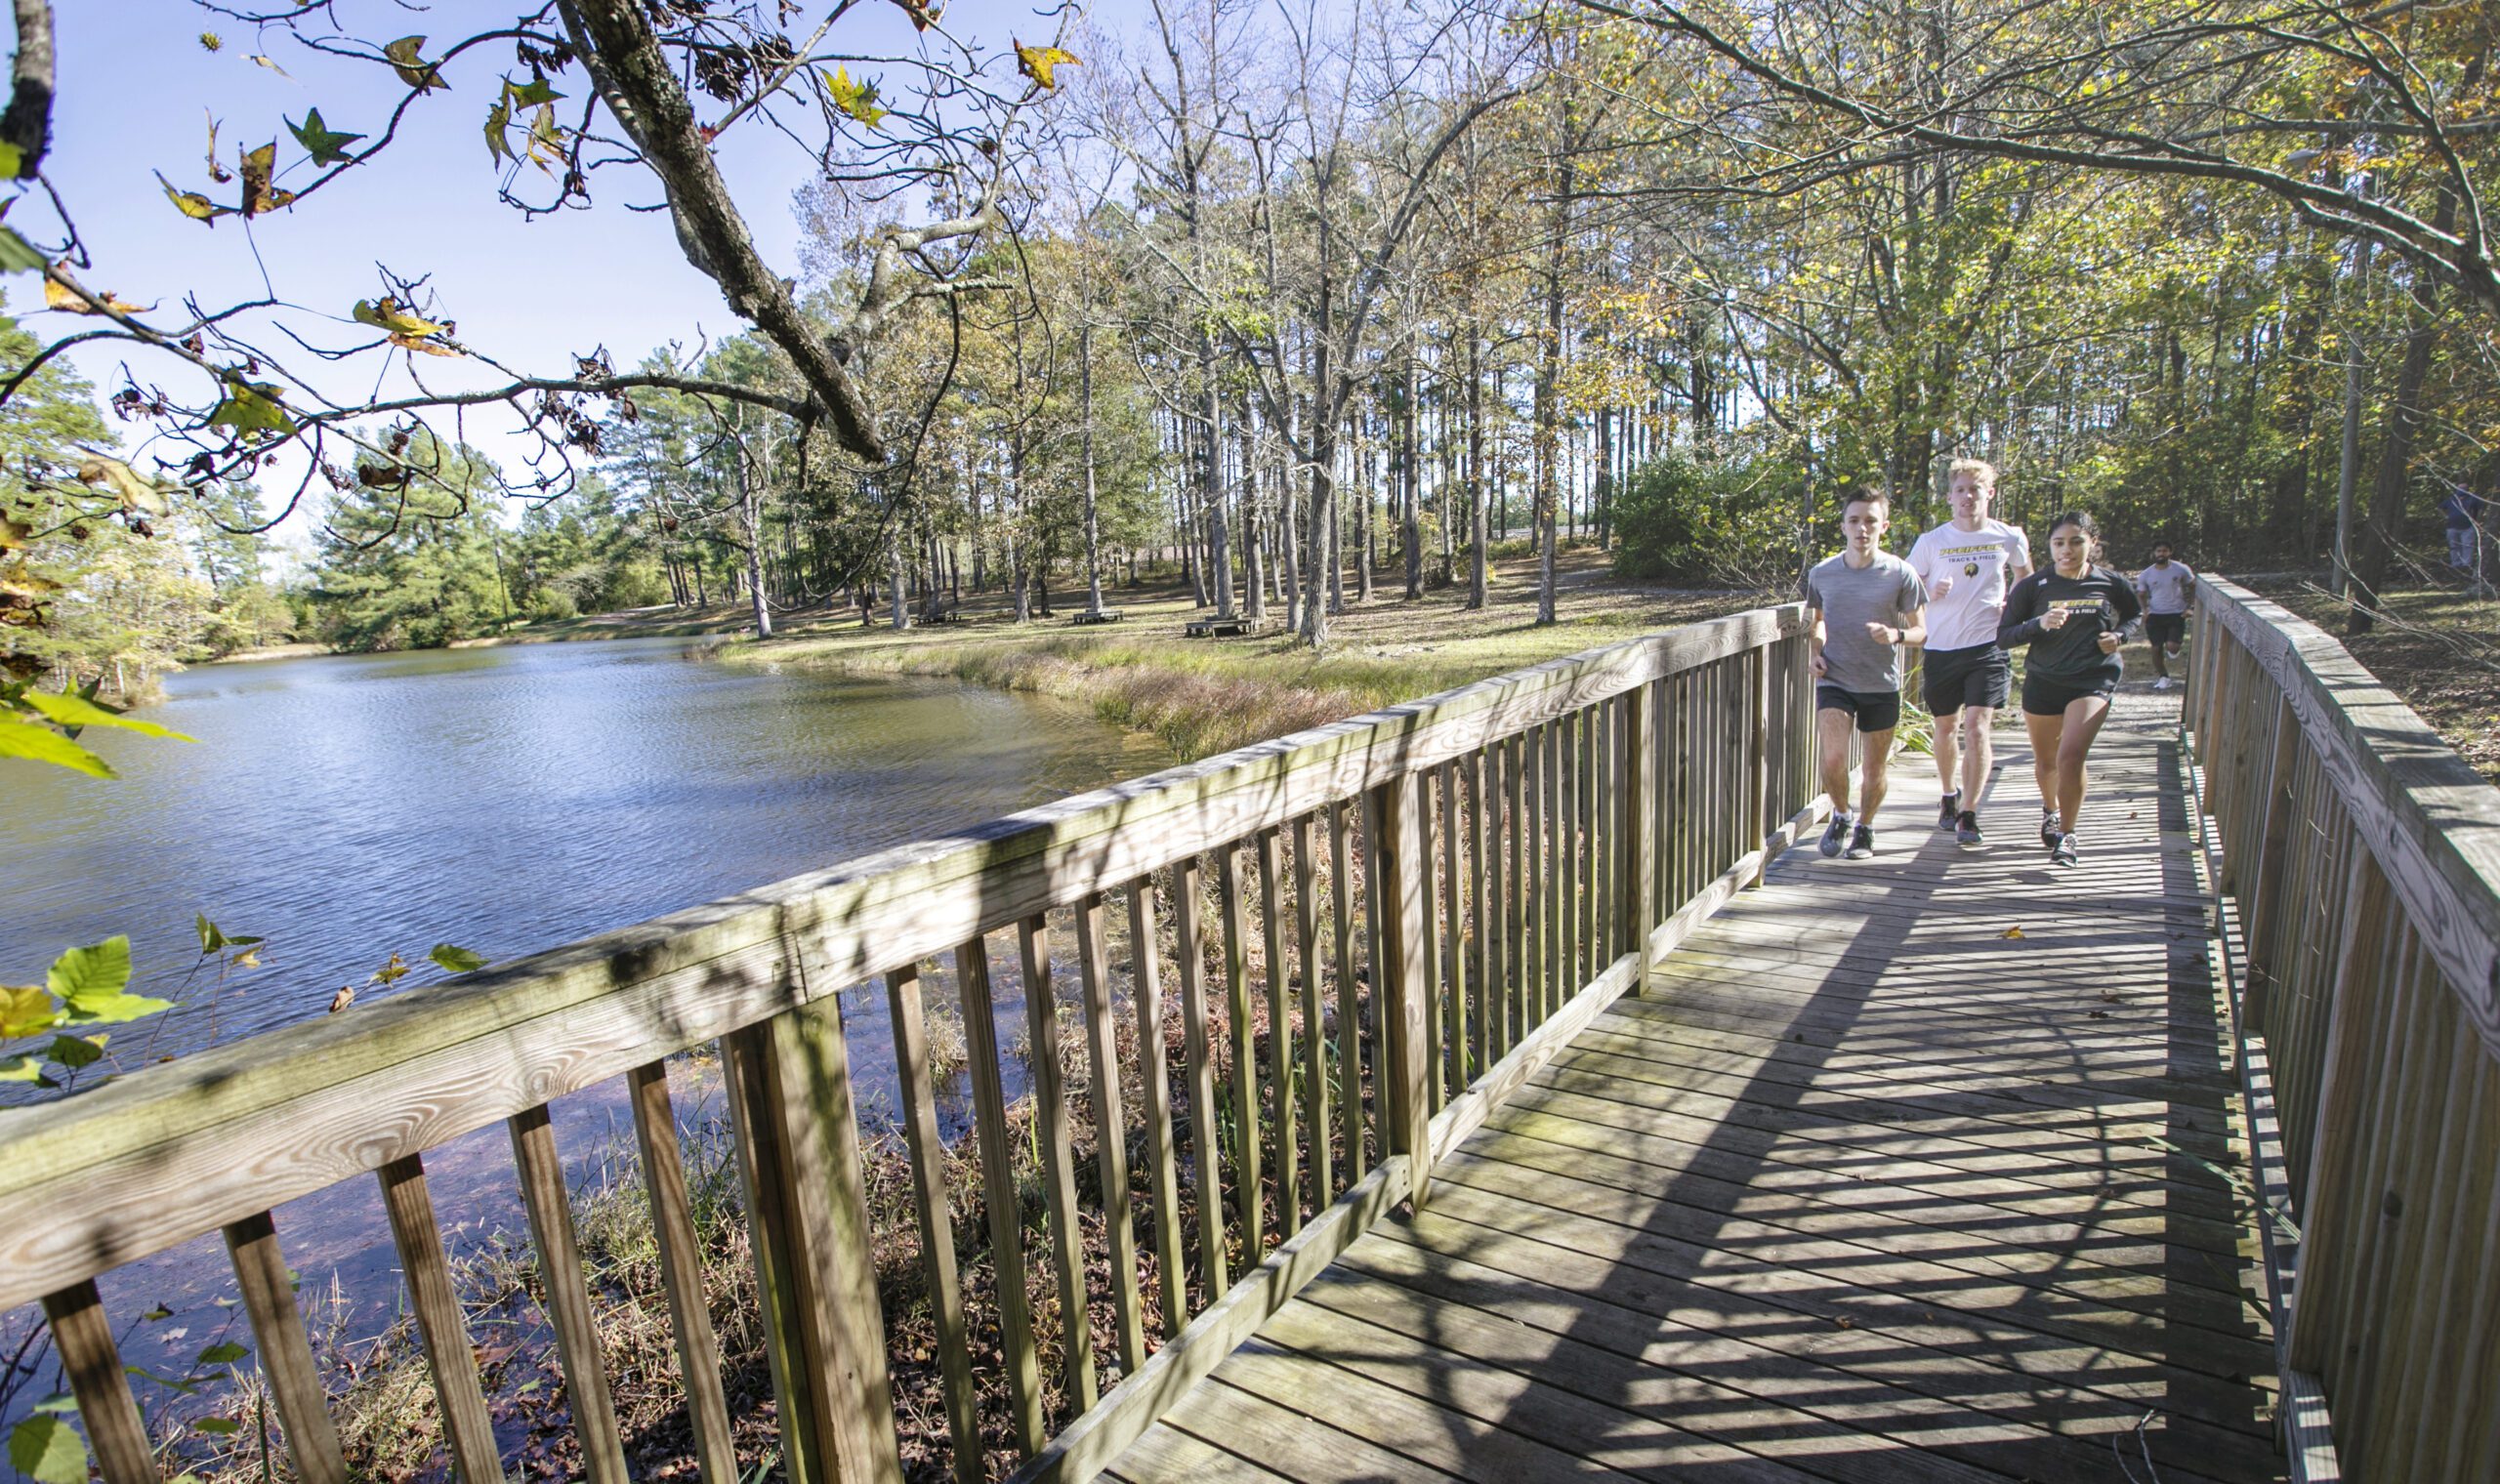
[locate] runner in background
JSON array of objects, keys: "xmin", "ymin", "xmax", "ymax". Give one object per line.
[
  {"xmin": 1805, "ymin": 491, "xmax": 1930, "ymax": 861},
  {"xmin": 2133, "ymin": 543, "xmax": 2195, "ymax": 691},
  {"xmin": 1907, "ymin": 459, "xmax": 2029, "ymax": 848},
  {"xmin": 1998, "ymin": 511, "xmax": 2142, "ymax": 868}
]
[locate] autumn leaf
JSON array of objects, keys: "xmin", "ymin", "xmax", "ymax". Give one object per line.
[
  {"xmin": 505, "ymin": 76, "xmax": 563, "ymax": 108},
  {"xmin": 76, "ymin": 456, "xmax": 172, "ymax": 516},
  {"xmin": 156, "ymin": 171, "xmax": 230, "ymax": 226},
  {"xmin": 288, "ymin": 108, "xmax": 364, "ymax": 167},
  {"xmin": 0, "ymin": 984, "xmax": 56, "ymax": 1041},
  {"xmin": 353, "ymin": 297, "xmax": 446, "ymax": 339},
  {"xmin": 1999, "ymin": 926, "xmax": 2026, "ymax": 939},
  {"xmin": 525, "ymin": 104, "xmax": 563, "ymax": 170},
  {"xmin": 483, "ymin": 94, "xmax": 515, "ymax": 164},
  {"xmin": 370, "ymin": 953, "xmax": 410, "ymax": 985},
  {"xmin": 390, "ymin": 332, "xmax": 462, "ymax": 357},
  {"xmin": 1013, "ymin": 39, "xmax": 1080, "ymax": 92},
  {"xmin": 44, "ymin": 276, "xmax": 153, "ymax": 317},
  {"xmin": 0, "ymin": 142, "xmax": 21, "ymax": 180},
  {"xmin": 384, "ymin": 36, "xmax": 447, "ymax": 94},
  {"xmin": 238, "ymin": 141, "xmax": 289, "ymax": 217},
  {"xmin": 891, "ymin": 0, "xmax": 941, "ymax": 31},
  {"xmin": 247, "ymin": 55, "xmax": 292, "ymax": 79},
  {"xmin": 203, "ymin": 112, "xmax": 231, "ymax": 183},
  {"xmin": 327, "ymin": 986, "xmax": 354, "ymax": 1013},
  {"xmin": 823, "ymin": 66, "xmax": 887, "ymax": 129},
  {"xmin": 207, "ymin": 381, "xmax": 297, "ymax": 436}
]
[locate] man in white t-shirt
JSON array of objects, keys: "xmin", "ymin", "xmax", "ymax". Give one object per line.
[
  {"xmin": 2134, "ymin": 543, "xmax": 2195, "ymax": 690},
  {"xmin": 1907, "ymin": 459, "xmax": 2030, "ymax": 849}
]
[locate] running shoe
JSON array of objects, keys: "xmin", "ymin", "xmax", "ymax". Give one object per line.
[
  {"xmin": 1937, "ymin": 792, "xmax": 1961, "ymax": 831},
  {"xmin": 1846, "ymin": 825, "xmax": 1876, "ymax": 860},
  {"xmin": 2152, "ymin": 676, "xmax": 2175, "ymax": 691},
  {"xmin": 1819, "ymin": 814, "xmax": 1851, "ymax": 857},
  {"xmin": 2040, "ymin": 809, "xmax": 2062, "ymax": 847},
  {"xmin": 2052, "ymin": 833, "xmax": 2080, "ymax": 868},
  {"xmin": 1955, "ymin": 810, "xmax": 1984, "ymax": 849}
]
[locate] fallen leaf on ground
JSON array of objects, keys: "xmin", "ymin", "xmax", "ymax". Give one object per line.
[{"xmin": 1999, "ymin": 926, "xmax": 2025, "ymax": 939}]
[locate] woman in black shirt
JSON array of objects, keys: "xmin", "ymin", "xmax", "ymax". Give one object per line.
[{"xmin": 1998, "ymin": 511, "xmax": 2142, "ymax": 866}]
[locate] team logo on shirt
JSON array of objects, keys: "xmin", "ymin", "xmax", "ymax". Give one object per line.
[{"xmin": 1964, "ymin": 562, "xmax": 1979, "ymax": 576}]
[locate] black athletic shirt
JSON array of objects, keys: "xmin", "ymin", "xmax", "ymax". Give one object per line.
[{"xmin": 1998, "ymin": 565, "xmax": 2142, "ymax": 683}]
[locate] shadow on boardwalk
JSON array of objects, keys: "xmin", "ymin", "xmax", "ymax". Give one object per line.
[{"xmin": 1107, "ymin": 692, "xmax": 2284, "ymax": 1484}]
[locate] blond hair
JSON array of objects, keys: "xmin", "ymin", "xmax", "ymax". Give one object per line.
[{"xmin": 1946, "ymin": 458, "xmax": 1998, "ymax": 490}]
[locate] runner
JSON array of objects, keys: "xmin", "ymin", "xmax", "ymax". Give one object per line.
[
  {"xmin": 1998, "ymin": 511, "xmax": 2142, "ymax": 867},
  {"xmin": 1907, "ymin": 458, "xmax": 2029, "ymax": 848},
  {"xmin": 2133, "ymin": 542, "xmax": 2194, "ymax": 690},
  {"xmin": 1805, "ymin": 491, "xmax": 1929, "ymax": 860}
]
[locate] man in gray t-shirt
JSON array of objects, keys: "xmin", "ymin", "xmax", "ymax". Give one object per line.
[
  {"xmin": 1803, "ymin": 491, "xmax": 1929, "ymax": 859},
  {"xmin": 2132, "ymin": 543, "xmax": 2195, "ymax": 690}
]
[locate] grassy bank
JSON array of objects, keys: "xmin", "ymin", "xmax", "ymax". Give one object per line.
[
  {"xmin": 730, "ymin": 550, "xmax": 1766, "ymax": 763},
  {"xmin": 2249, "ymin": 580, "xmax": 2500, "ymax": 784}
]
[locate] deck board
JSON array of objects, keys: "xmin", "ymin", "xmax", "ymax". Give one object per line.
[{"xmin": 1109, "ymin": 704, "xmax": 2282, "ymax": 1482}]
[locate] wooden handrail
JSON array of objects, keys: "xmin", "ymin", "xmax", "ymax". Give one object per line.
[
  {"xmin": 2, "ymin": 602, "xmax": 1816, "ymax": 1484},
  {"xmin": 2184, "ymin": 577, "xmax": 2500, "ymax": 1484}
]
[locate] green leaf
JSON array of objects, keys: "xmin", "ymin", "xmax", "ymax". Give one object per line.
[
  {"xmin": 48, "ymin": 936, "xmax": 132, "ymax": 1008},
  {"xmin": 0, "ymin": 715, "xmax": 114, "ymax": 777},
  {"xmin": 822, "ymin": 66, "xmax": 887, "ymax": 129},
  {"xmin": 505, "ymin": 77, "xmax": 563, "ymax": 108},
  {"xmin": 20, "ymin": 690, "xmax": 195, "ymax": 741},
  {"xmin": 191, "ymin": 1419, "xmax": 242, "ymax": 1436},
  {"xmin": 428, "ymin": 943, "xmax": 487, "ymax": 974},
  {"xmin": 8, "ymin": 1416, "xmax": 88, "ymax": 1484},
  {"xmin": 0, "ymin": 1054, "xmax": 58, "ymax": 1087},
  {"xmin": 0, "ymin": 142, "xmax": 21, "ymax": 179},
  {"xmin": 207, "ymin": 381, "xmax": 297, "ymax": 436},
  {"xmin": 136, "ymin": 1307, "xmax": 172, "ymax": 1324},
  {"xmin": 287, "ymin": 108, "xmax": 365, "ymax": 168},
  {"xmin": 195, "ymin": 1342, "xmax": 249, "ymax": 1367},
  {"xmin": 0, "ymin": 225, "xmax": 42, "ymax": 272},
  {"xmin": 46, "ymin": 1033, "xmax": 105, "ymax": 1070},
  {"xmin": 483, "ymin": 94, "xmax": 515, "ymax": 164},
  {"xmin": 29, "ymin": 1394, "xmax": 77, "ymax": 1415},
  {"xmin": 59, "ymin": 992, "xmax": 177, "ymax": 1026},
  {"xmin": 195, "ymin": 914, "xmax": 225, "ymax": 954},
  {"xmin": 384, "ymin": 36, "xmax": 447, "ymax": 94}
]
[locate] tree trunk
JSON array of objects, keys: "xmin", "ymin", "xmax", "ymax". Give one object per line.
[{"xmin": 1467, "ymin": 330, "xmax": 1488, "ymax": 608}]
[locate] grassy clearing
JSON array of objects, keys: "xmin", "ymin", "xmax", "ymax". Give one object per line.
[
  {"xmin": 728, "ymin": 548, "xmax": 1769, "ymax": 762},
  {"xmin": 2251, "ymin": 581, "xmax": 2500, "ymax": 784}
]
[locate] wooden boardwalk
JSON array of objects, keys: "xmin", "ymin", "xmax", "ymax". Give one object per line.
[{"xmin": 1107, "ymin": 699, "xmax": 2283, "ymax": 1484}]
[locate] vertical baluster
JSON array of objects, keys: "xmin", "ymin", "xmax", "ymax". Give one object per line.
[
  {"xmin": 953, "ymin": 934, "xmax": 1045, "ymax": 1453},
  {"xmin": 1438, "ymin": 758, "xmax": 1468, "ymax": 1101},
  {"xmin": 1546, "ymin": 713, "xmax": 1565, "ymax": 1020},
  {"xmin": 1582, "ymin": 702, "xmax": 1601, "ymax": 976},
  {"xmin": 1326, "ymin": 800, "xmax": 1363, "ymax": 1178},
  {"xmin": 1173, "ymin": 856, "xmax": 1230, "ymax": 1293},
  {"xmin": 1071, "ymin": 899, "xmax": 1146, "ymax": 1375},
  {"xmin": 1466, "ymin": 749, "xmax": 1492, "ymax": 1083},
  {"xmin": 1626, "ymin": 680, "xmax": 1656, "ymax": 970},
  {"xmin": 1215, "ymin": 846, "xmax": 1263, "ymax": 1258},
  {"xmin": 1018, "ymin": 915, "xmax": 1099, "ymax": 1411},
  {"xmin": 1256, "ymin": 829, "xmax": 1301, "ymax": 1236},
  {"xmin": 376, "ymin": 1154, "xmax": 503, "ymax": 1484},
  {"xmin": 1749, "ymin": 639, "xmax": 1772, "ymax": 886},
  {"xmin": 1126, "ymin": 883, "xmax": 1188, "ymax": 1337},
  {"xmin": 1524, "ymin": 721, "xmax": 1546, "ymax": 1031},
  {"xmin": 1374, "ymin": 773, "xmax": 1434, "ymax": 1209},
  {"xmin": 1505, "ymin": 732, "xmax": 1527, "ymax": 1051},
  {"xmin": 509, "ymin": 1103, "xmax": 629, "ymax": 1484},
  {"xmin": 885, "ymin": 969, "xmax": 983, "ymax": 1483},
  {"xmin": 1416, "ymin": 768, "xmax": 1443, "ymax": 1114},
  {"xmin": 1291, "ymin": 815, "xmax": 1332, "ymax": 1210},
  {"xmin": 40, "ymin": 1282, "xmax": 155, "ymax": 1484},
  {"xmin": 627, "ymin": 1062, "xmax": 737, "ymax": 1484},
  {"xmin": 1361, "ymin": 790, "xmax": 1389, "ymax": 1155},
  {"xmin": 222, "ymin": 1212, "xmax": 348, "ymax": 1484}
]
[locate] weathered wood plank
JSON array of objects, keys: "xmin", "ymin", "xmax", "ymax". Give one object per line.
[
  {"xmin": 375, "ymin": 1154, "xmax": 504, "ymax": 1484},
  {"xmin": 887, "ymin": 968, "xmax": 985, "ymax": 1483},
  {"xmin": 1021, "ymin": 916, "xmax": 1101, "ymax": 1411},
  {"xmin": 1214, "ymin": 848, "xmax": 1262, "ymax": 1260},
  {"xmin": 627, "ymin": 1061, "xmax": 738, "ymax": 1484},
  {"xmin": 1173, "ymin": 857, "xmax": 1229, "ymax": 1297},
  {"xmin": 222, "ymin": 1212, "xmax": 348, "ymax": 1484},
  {"xmin": 1072, "ymin": 900, "xmax": 1147, "ymax": 1377},
  {"xmin": 1125, "ymin": 884, "xmax": 1188, "ymax": 1339},
  {"xmin": 1289, "ymin": 816, "xmax": 1330, "ymax": 1213},
  {"xmin": 41, "ymin": 1281, "xmax": 156, "ymax": 1484},
  {"xmin": 956, "ymin": 935, "xmax": 1046, "ymax": 1453},
  {"xmin": 508, "ymin": 1103, "xmax": 629, "ymax": 1484},
  {"xmin": 1255, "ymin": 830, "xmax": 1299, "ymax": 1239}
]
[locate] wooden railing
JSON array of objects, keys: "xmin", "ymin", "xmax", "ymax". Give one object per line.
[
  {"xmin": 2184, "ymin": 578, "xmax": 2500, "ymax": 1484},
  {"xmin": 0, "ymin": 603, "xmax": 1817, "ymax": 1484}
]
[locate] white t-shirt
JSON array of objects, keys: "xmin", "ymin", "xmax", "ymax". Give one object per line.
[
  {"xmin": 2137, "ymin": 560, "xmax": 2195, "ymax": 614},
  {"xmin": 1907, "ymin": 518, "xmax": 2031, "ymax": 651}
]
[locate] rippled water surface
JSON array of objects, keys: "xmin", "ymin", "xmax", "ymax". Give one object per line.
[{"xmin": 3, "ymin": 637, "xmax": 1170, "ymax": 1061}]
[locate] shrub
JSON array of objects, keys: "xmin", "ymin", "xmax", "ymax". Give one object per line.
[{"xmin": 1612, "ymin": 448, "xmax": 1803, "ymax": 586}]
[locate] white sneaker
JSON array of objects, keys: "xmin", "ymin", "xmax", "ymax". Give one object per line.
[{"xmin": 2152, "ymin": 677, "xmax": 2174, "ymax": 691}]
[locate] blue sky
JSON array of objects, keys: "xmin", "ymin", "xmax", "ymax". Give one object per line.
[{"xmin": 36, "ymin": 0, "xmax": 1141, "ymax": 544}]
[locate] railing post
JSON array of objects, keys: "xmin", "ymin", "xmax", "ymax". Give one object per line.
[
  {"xmin": 2241, "ymin": 694, "xmax": 2305, "ymax": 1024},
  {"xmin": 723, "ymin": 985, "xmax": 903, "ymax": 1484},
  {"xmin": 1374, "ymin": 771, "xmax": 1434, "ymax": 1208},
  {"xmin": 1748, "ymin": 637, "xmax": 1772, "ymax": 887},
  {"xmin": 1623, "ymin": 679, "xmax": 1656, "ymax": 969}
]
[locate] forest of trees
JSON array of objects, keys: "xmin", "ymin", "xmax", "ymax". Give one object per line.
[{"xmin": 5, "ymin": 0, "xmax": 2495, "ymax": 705}]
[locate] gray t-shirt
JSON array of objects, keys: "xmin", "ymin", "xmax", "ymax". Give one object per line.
[
  {"xmin": 2136, "ymin": 560, "xmax": 2195, "ymax": 614},
  {"xmin": 1804, "ymin": 552, "xmax": 1927, "ymax": 693}
]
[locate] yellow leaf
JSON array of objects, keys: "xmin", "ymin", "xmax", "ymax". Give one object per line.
[
  {"xmin": 43, "ymin": 275, "xmax": 153, "ymax": 317},
  {"xmin": 248, "ymin": 55, "xmax": 292, "ymax": 79},
  {"xmin": 370, "ymin": 952, "xmax": 409, "ymax": 985},
  {"xmin": 77, "ymin": 456, "xmax": 172, "ymax": 516},
  {"xmin": 230, "ymin": 949, "xmax": 260, "ymax": 969},
  {"xmin": 239, "ymin": 141, "xmax": 282, "ymax": 217},
  {"xmin": 1999, "ymin": 926, "xmax": 2025, "ymax": 939},
  {"xmin": 384, "ymin": 35, "xmax": 448, "ymax": 94},
  {"xmin": 156, "ymin": 171, "xmax": 229, "ymax": 225},
  {"xmin": 1013, "ymin": 39, "xmax": 1080, "ymax": 92},
  {"xmin": 354, "ymin": 297, "xmax": 445, "ymax": 339},
  {"xmin": 0, "ymin": 983, "xmax": 56, "ymax": 1040},
  {"xmin": 389, "ymin": 332, "xmax": 462, "ymax": 357}
]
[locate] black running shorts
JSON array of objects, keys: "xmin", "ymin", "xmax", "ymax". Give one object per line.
[
  {"xmin": 2146, "ymin": 613, "xmax": 2187, "ymax": 647},
  {"xmin": 1923, "ymin": 642, "xmax": 2011, "ymax": 716},
  {"xmin": 2021, "ymin": 671, "xmax": 2118, "ymax": 718},
  {"xmin": 1816, "ymin": 684, "xmax": 1902, "ymax": 734}
]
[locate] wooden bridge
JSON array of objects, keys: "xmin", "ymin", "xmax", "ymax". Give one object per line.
[{"xmin": 2, "ymin": 580, "xmax": 2493, "ymax": 1484}]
